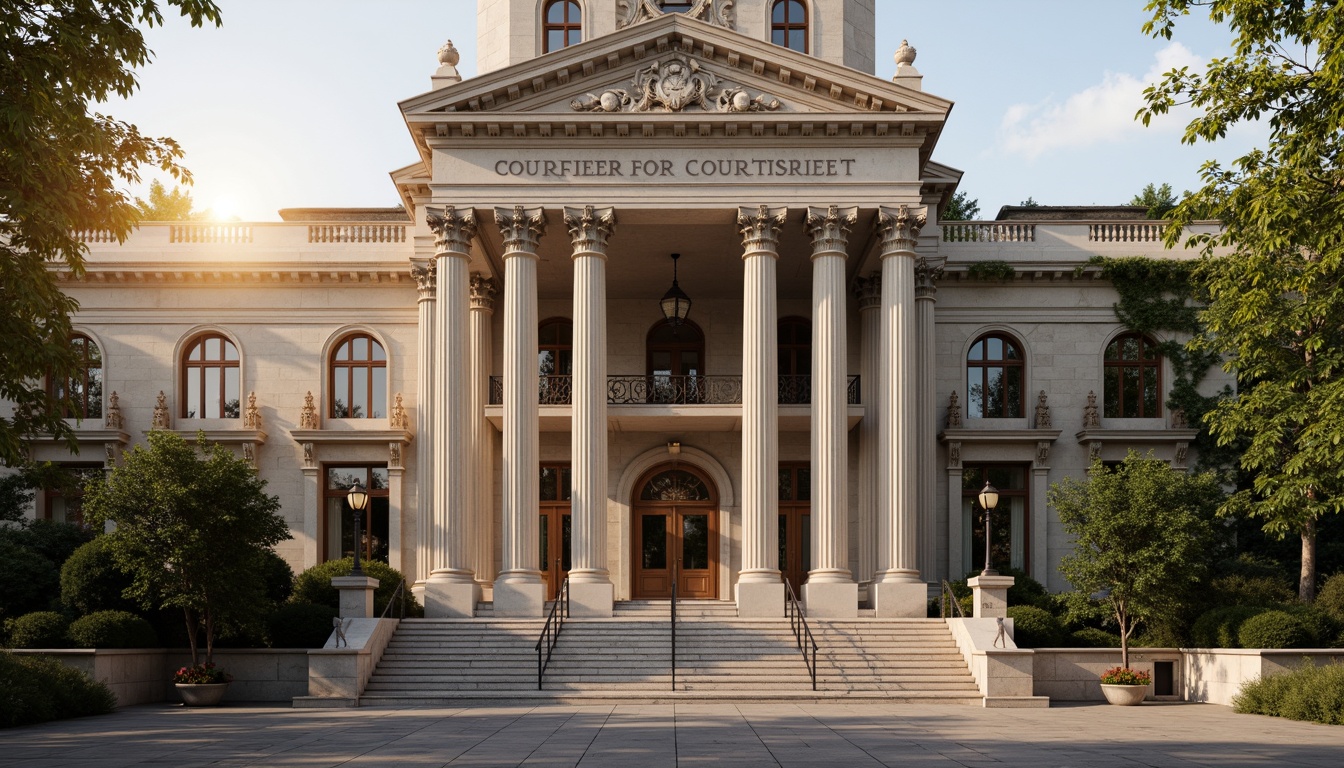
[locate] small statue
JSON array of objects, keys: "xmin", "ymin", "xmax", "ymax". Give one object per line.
[
  {"xmin": 946, "ymin": 391, "xmax": 963, "ymax": 429},
  {"xmin": 332, "ymin": 617, "xmax": 350, "ymax": 648}
]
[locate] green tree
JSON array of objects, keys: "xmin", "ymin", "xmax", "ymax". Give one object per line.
[
  {"xmin": 136, "ymin": 179, "xmax": 208, "ymax": 221},
  {"xmin": 83, "ymin": 431, "xmax": 289, "ymax": 665},
  {"xmin": 1018, "ymin": 196, "xmax": 1040, "ymax": 207},
  {"xmin": 0, "ymin": 1, "xmax": 221, "ymax": 468},
  {"xmin": 941, "ymin": 190, "xmax": 981, "ymax": 221},
  {"xmin": 1050, "ymin": 453, "xmax": 1223, "ymax": 668},
  {"xmin": 1139, "ymin": 0, "xmax": 1344, "ymax": 602},
  {"xmin": 1129, "ymin": 182, "xmax": 1178, "ymax": 219}
]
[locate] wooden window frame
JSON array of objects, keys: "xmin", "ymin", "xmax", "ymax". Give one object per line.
[
  {"xmin": 181, "ymin": 333, "xmax": 240, "ymax": 418},
  {"xmin": 51, "ymin": 334, "xmax": 103, "ymax": 420},
  {"xmin": 542, "ymin": 0, "xmax": 582, "ymax": 53},
  {"xmin": 770, "ymin": 0, "xmax": 809, "ymax": 53},
  {"xmin": 1103, "ymin": 332, "xmax": 1162, "ymax": 418},
  {"xmin": 329, "ymin": 333, "xmax": 387, "ymax": 419},
  {"xmin": 966, "ymin": 333, "xmax": 1025, "ymax": 418}
]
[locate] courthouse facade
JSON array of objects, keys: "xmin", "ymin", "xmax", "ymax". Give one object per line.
[{"xmin": 15, "ymin": 0, "xmax": 1228, "ymax": 618}]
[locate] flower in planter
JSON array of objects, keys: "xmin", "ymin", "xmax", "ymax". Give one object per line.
[
  {"xmin": 1099, "ymin": 666, "xmax": 1151, "ymax": 686},
  {"xmin": 173, "ymin": 662, "xmax": 233, "ymax": 685}
]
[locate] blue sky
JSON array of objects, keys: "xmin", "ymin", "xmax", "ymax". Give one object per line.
[{"xmin": 109, "ymin": 1, "xmax": 1265, "ymax": 221}]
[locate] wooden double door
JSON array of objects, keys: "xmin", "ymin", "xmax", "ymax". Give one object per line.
[{"xmin": 631, "ymin": 465, "xmax": 719, "ymax": 599}]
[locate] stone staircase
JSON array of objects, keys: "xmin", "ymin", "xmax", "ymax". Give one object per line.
[{"xmin": 358, "ymin": 600, "xmax": 981, "ymax": 706}]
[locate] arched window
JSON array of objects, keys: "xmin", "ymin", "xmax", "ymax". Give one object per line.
[
  {"xmin": 52, "ymin": 334, "xmax": 103, "ymax": 420},
  {"xmin": 771, "ymin": 0, "xmax": 808, "ymax": 53},
  {"xmin": 182, "ymin": 333, "xmax": 240, "ymax": 418},
  {"xmin": 967, "ymin": 333, "xmax": 1024, "ymax": 418},
  {"xmin": 778, "ymin": 316, "xmax": 811, "ymax": 404},
  {"xmin": 539, "ymin": 318, "xmax": 573, "ymax": 404},
  {"xmin": 647, "ymin": 319, "xmax": 705, "ymax": 403},
  {"xmin": 330, "ymin": 333, "xmax": 387, "ymax": 418},
  {"xmin": 1104, "ymin": 333, "xmax": 1161, "ymax": 418},
  {"xmin": 543, "ymin": 0, "xmax": 582, "ymax": 53}
]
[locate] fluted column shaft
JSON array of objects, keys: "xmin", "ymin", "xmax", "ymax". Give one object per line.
[
  {"xmin": 469, "ymin": 274, "xmax": 499, "ymax": 590},
  {"xmin": 854, "ymin": 275, "xmax": 881, "ymax": 589},
  {"xmin": 738, "ymin": 205, "xmax": 787, "ymax": 584},
  {"xmin": 412, "ymin": 260, "xmax": 437, "ymax": 586},
  {"xmin": 805, "ymin": 206, "xmax": 857, "ymax": 584},
  {"xmin": 915, "ymin": 259, "xmax": 941, "ymax": 581},
  {"xmin": 876, "ymin": 205, "xmax": 926, "ymax": 584},
  {"xmin": 427, "ymin": 207, "xmax": 476, "ymax": 585},
  {"xmin": 496, "ymin": 206, "xmax": 547, "ymax": 585}
]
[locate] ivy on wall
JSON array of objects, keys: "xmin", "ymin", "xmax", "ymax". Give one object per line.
[{"xmin": 966, "ymin": 260, "xmax": 1015, "ymax": 282}]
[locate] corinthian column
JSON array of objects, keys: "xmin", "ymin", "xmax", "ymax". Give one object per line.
[
  {"xmin": 915, "ymin": 257, "xmax": 943, "ymax": 583},
  {"xmin": 873, "ymin": 204, "xmax": 928, "ymax": 617},
  {"xmin": 411, "ymin": 259, "xmax": 436, "ymax": 599},
  {"xmin": 737, "ymin": 204, "xmax": 787, "ymax": 617},
  {"xmin": 802, "ymin": 205, "xmax": 858, "ymax": 618},
  {"xmin": 853, "ymin": 274, "xmax": 882, "ymax": 604},
  {"xmin": 469, "ymin": 273, "xmax": 499, "ymax": 600},
  {"xmin": 494, "ymin": 205, "xmax": 547, "ymax": 617},
  {"xmin": 565, "ymin": 206, "xmax": 616, "ymax": 617},
  {"xmin": 424, "ymin": 207, "xmax": 479, "ymax": 617}
]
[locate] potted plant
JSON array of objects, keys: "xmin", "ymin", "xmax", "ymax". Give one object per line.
[
  {"xmin": 1099, "ymin": 666, "xmax": 1152, "ymax": 706},
  {"xmin": 173, "ymin": 662, "xmax": 234, "ymax": 707}
]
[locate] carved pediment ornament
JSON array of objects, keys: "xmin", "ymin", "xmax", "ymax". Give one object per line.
[
  {"xmin": 618, "ymin": 0, "xmax": 734, "ymax": 30},
  {"xmin": 571, "ymin": 54, "xmax": 780, "ymax": 114}
]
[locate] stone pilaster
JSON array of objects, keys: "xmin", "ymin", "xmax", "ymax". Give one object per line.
[
  {"xmin": 424, "ymin": 207, "xmax": 479, "ymax": 618},
  {"xmin": 802, "ymin": 206, "xmax": 858, "ymax": 617},
  {"xmin": 469, "ymin": 273, "xmax": 498, "ymax": 599},
  {"xmin": 411, "ymin": 260, "xmax": 436, "ymax": 592},
  {"xmin": 564, "ymin": 205, "xmax": 616, "ymax": 617},
  {"xmin": 736, "ymin": 204, "xmax": 787, "ymax": 617},
  {"xmin": 494, "ymin": 205, "xmax": 547, "ymax": 617},
  {"xmin": 915, "ymin": 256, "xmax": 943, "ymax": 583},
  {"xmin": 853, "ymin": 274, "xmax": 881, "ymax": 603},
  {"xmin": 873, "ymin": 205, "xmax": 927, "ymax": 618}
]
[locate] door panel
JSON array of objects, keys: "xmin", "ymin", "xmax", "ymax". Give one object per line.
[{"xmin": 540, "ymin": 504, "xmax": 571, "ymax": 600}]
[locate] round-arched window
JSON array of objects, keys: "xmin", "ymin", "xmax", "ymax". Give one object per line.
[
  {"xmin": 966, "ymin": 333, "xmax": 1024, "ymax": 418},
  {"xmin": 330, "ymin": 333, "xmax": 387, "ymax": 418}
]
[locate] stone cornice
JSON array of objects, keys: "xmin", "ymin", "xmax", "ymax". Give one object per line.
[
  {"xmin": 1074, "ymin": 428, "xmax": 1198, "ymax": 444},
  {"xmin": 52, "ymin": 265, "xmax": 412, "ymax": 286},
  {"xmin": 939, "ymin": 429, "xmax": 1062, "ymax": 444}
]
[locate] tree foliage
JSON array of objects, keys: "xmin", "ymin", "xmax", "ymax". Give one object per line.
[
  {"xmin": 941, "ymin": 190, "xmax": 981, "ymax": 221},
  {"xmin": 136, "ymin": 179, "xmax": 207, "ymax": 221},
  {"xmin": 0, "ymin": 1, "xmax": 221, "ymax": 468},
  {"xmin": 1129, "ymin": 182, "xmax": 1178, "ymax": 219},
  {"xmin": 1139, "ymin": 0, "xmax": 1344, "ymax": 602},
  {"xmin": 1051, "ymin": 453, "xmax": 1223, "ymax": 668},
  {"xmin": 83, "ymin": 431, "xmax": 288, "ymax": 665}
]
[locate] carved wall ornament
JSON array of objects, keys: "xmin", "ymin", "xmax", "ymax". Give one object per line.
[
  {"xmin": 1083, "ymin": 390, "xmax": 1101, "ymax": 429},
  {"xmin": 1034, "ymin": 390, "xmax": 1051, "ymax": 429},
  {"xmin": 1175, "ymin": 441, "xmax": 1189, "ymax": 467},
  {"xmin": 242, "ymin": 443, "xmax": 256, "ymax": 467},
  {"xmin": 105, "ymin": 391, "xmax": 123, "ymax": 430},
  {"xmin": 948, "ymin": 441, "xmax": 961, "ymax": 469},
  {"xmin": 243, "ymin": 391, "xmax": 261, "ymax": 430},
  {"xmin": 469, "ymin": 272, "xmax": 499, "ymax": 311},
  {"xmin": 390, "ymin": 393, "xmax": 410, "ymax": 429},
  {"xmin": 104, "ymin": 443, "xmax": 116, "ymax": 467},
  {"xmin": 151, "ymin": 391, "xmax": 169, "ymax": 430},
  {"xmin": 617, "ymin": 0, "xmax": 735, "ymax": 30},
  {"xmin": 302, "ymin": 442, "xmax": 315, "ymax": 468},
  {"xmin": 571, "ymin": 54, "xmax": 779, "ymax": 113},
  {"xmin": 1036, "ymin": 441, "xmax": 1051, "ymax": 467},
  {"xmin": 716, "ymin": 86, "xmax": 781, "ymax": 113},
  {"xmin": 389, "ymin": 442, "xmax": 403, "ymax": 469},
  {"xmin": 300, "ymin": 391, "xmax": 319, "ymax": 430},
  {"xmin": 946, "ymin": 390, "xmax": 963, "ymax": 429},
  {"xmin": 1171, "ymin": 407, "xmax": 1188, "ymax": 428},
  {"xmin": 1088, "ymin": 441, "xmax": 1103, "ymax": 462}
]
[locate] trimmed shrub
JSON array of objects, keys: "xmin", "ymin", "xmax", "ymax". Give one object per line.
[
  {"xmin": 291, "ymin": 558, "xmax": 422, "ymax": 617},
  {"xmin": 260, "ymin": 548, "xmax": 295, "ymax": 604},
  {"xmin": 0, "ymin": 537, "xmax": 59, "ymax": 620},
  {"xmin": 267, "ymin": 602, "xmax": 339, "ymax": 648},
  {"xmin": 1068, "ymin": 627, "xmax": 1120, "ymax": 648},
  {"xmin": 0, "ymin": 652, "xmax": 116, "ymax": 727},
  {"xmin": 1234, "ymin": 662, "xmax": 1344, "ymax": 725},
  {"xmin": 5, "ymin": 612, "xmax": 70, "ymax": 649},
  {"xmin": 60, "ymin": 537, "xmax": 138, "ymax": 616},
  {"xmin": 66, "ymin": 611, "xmax": 157, "ymax": 649},
  {"xmin": 1284, "ymin": 605, "xmax": 1341, "ymax": 648},
  {"xmin": 1238, "ymin": 610, "xmax": 1311, "ymax": 649},
  {"xmin": 1191, "ymin": 605, "xmax": 1267, "ymax": 648},
  {"xmin": 1006, "ymin": 605, "xmax": 1065, "ymax": 648},
  {"xmin": 1317, "ymin": 572, "xmax": 1344, "ymax": 623}
]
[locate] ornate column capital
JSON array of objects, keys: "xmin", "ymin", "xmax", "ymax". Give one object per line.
[
  {"xmin": 426, "ymin": 206, "xmax": 477, "ymax": 257},
  {"xmin": 563, "ymin": 205, "xmax": 617, "ymax": 256},
  {"xmin": 469, "ymin": 272, "xmax": 499, "ymax": 312},
  {"xmin": 494, "ymin": 205, "xmax": 547, "ymax": 254},
  {"xmin": 805, "ymin": 205, "xmax": 858, "ymax": 257},
  {"xmin": 915, "ymin": 256, "xmax": 944, "ymax": 299},
  {"xmin": 875, "ymin": 204, "xmax": 927, "ymax": 254},
  {"xmin": 852, "ymin": 273, "xmax": 882, "ymax": 311},
  {"xmin": 412, "ymin": 259, "xmax": 437, "ymax": 298},
  {"xmin": 737, "ymin": 205, "xmax": 787, "ymax": 254}
]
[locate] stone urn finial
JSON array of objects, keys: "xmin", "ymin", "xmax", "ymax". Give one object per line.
[
  {"xmin": 438, "ymin": 39, "xmax": 460, "ymax": 67},
  {"xmin": 433, "ymin": 39, "xmax": 462, "ymax": 85},
  {"xmin": 894, "ymin": 39, "xmax": 917, "ymax": 68}
]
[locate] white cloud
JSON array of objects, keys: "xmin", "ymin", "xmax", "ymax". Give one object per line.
[{"xmin": 998, "ymin": 42, "xmax": 1204, "ymax": 160}]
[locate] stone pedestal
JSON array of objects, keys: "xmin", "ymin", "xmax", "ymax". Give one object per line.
[
  {"xmin": 871, "ymin": 581, "xmax": 927, "ymax": 618},
  {"xmin": 969, "ymin": 574, "xmax": 1015, "ymax": 619},
  {"xmin": 494, "ymin": 581, "xmax": 545, "ymax": 617},
  {"xmin": 568, "ymin": 581, "xmax": 614, "ymax": 618},
  {"xmin": 802, "ymin": 581, "xmax": 858, "ymax": 618},
  {"xmin": 736, "ymin": 581, "xmax": 785, "ymax": 617},
  {"xmin": 423, "ymin": 579, "xmax": 478, "ymax": 618},
  {"xmin": 331, "ymin": 575, "xmax": 379, "ymax": 619}
]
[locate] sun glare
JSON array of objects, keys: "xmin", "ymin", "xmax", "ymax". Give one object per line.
[{"xmin": 210, "ymin": 195, "xmax": 242, "ymax": 221}]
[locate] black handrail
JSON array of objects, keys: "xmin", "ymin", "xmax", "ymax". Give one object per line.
[
  {"xmin": 940, "ymin": 580, "xmax": 968, "ymax": 619},
  {"xmin": 783, "ymin": 579, "xmax": 819, "ymax": 691},
  {"xmin": 534, "ymin": 577, "xmax": 570, "ymax": 690},
  {"xmin": 670, "ymin": 581, "xmax": 677, "ymax": 691},
  {"xmin": 378, "ymin": 579, "xmax": 408, "ymax": 620}
]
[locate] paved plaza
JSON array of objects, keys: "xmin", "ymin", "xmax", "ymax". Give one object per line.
[{"xmin": 2, "ymin": 701, "xmax": 1341, "ymax": 767}]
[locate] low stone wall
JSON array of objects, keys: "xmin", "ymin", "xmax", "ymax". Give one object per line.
[
  {"xmin": 1031, "ymin": 648, "xmax": 1181, "ymax": 702},
  {"xmin": 1181, "ymin": 649, "xmax": 1344, "ymax": 706},
  {"xmin": 12, "ymin": 648, "xmax": 310, "ymax": 707}
]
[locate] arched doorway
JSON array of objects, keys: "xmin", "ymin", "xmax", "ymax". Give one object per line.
[{"xmin": 631, "ymin": 464, "xmax": 719, "ymax": 599}]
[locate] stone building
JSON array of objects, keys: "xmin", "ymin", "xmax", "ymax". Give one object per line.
[{"xmin": 11, "ymin": 0, "xmax": 1230, "ymax": 619}]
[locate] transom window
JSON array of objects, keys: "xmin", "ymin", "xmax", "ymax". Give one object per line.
[
  {"xmin": 182, "ymin": 333, "xmax": 239, "ymax": 418},
  {"xmin": 52, "ymin": 334, "xmax": 103, "ymax": 420},
  {"xmin": 771, "ymin": 0, "xmax": 808, "ymax": 53},
  {"xmin": 967, "ymin": 333, "xmax": 1024, "ymax": 418},
  {"xmin": 1104, "ymin": 333, "xmax": 1161, "ymax": 418},
  {"xmin": 543, "ymin": 0, "xmax": 582, "ymax": 53},
  {"xmin": 330, "ymin": 333, "xmax": 387, "ymax": 419}
]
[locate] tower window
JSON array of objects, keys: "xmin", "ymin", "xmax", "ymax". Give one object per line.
[
  {"xmin": 543, "ymin": 0, "xmax": 582, "ymax": 53},
  {"xmin": 771, "ymin": 0, "xmax": 808, "ymax": 53}
]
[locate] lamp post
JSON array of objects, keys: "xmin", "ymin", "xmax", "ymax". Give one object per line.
[
  {"xmin": 346, "ymin": 480, "xmax": 369, "ymax": 577},
  {"xmin": 978, "ymin": 481, "xmax": 1000, "ymax": 576}
]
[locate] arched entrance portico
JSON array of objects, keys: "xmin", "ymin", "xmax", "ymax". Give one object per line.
[{"xmin": 631, "ymin": 464, "xmax": 720, "ymax": 599}]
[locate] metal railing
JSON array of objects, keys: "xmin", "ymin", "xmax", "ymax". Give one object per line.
[
  {"xmin": 940, "ymin": 580, "xmax": 968, "ymax": 619},
  {"xmin": 488, "ymin": 374, "xmax": 861, "ymax": 406},
  {"xmin": 534, "ymin": 576, "xmax": 570, "ymax": 690},
  {"xmin": 669, "ymin": 581, "xmax": 678, "ymax": 691},
  {"xmin": 378, "ymin": 580, "xmax": 408, "ymax": 620},
  {"xmin": 783, "ymin": 579, "xmax": 818, "ymax": 691}
]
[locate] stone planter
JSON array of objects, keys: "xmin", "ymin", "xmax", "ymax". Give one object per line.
[
  {"xmin": 175, "ymin": 682, "xmax": 230, "ymax": 706},
  {"xmin": 1100, "ymin": 683, "xmax": 1148, "ymax": 706}
]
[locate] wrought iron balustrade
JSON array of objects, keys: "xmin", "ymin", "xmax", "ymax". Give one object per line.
[{"xmin": 486, "ymin": 374, "xmax": 861, "ymax": 405}]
